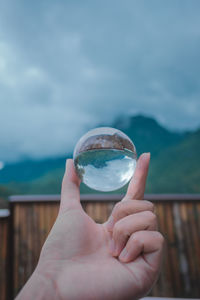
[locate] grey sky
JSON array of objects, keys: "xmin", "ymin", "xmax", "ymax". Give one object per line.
[{"xmin": 0, "ymin": 0, "xmax": 200, "ymax": 161}]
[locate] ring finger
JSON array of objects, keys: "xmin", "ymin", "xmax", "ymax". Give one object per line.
[{"xmin": 109, "ymin": 210, "xmax": 157, "ymax": 257}]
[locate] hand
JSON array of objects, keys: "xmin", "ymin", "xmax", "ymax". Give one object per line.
[{"xmin": 16, "ymin": 153, "xmax": 164, "ymax": 300}]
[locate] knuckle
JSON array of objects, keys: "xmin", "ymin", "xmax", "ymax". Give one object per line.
[
  {"xmin": 113, "ymin": 202, "xmax": 125, "ymax": 219},
  {"xmin": 114, "ymin": 201, "xmax": 122, "ymax": 212},
  {"xmin": 144, "ymin": 210, "xmax": 157, "ymax": 222},
  {"xmin": 114, "ymin": 221, "xmax": 124, "ymax": 236},
  {"xmin": 129, "ymin": 234, "xmax": 141, "ymax": 248},
  {"xmin": 122, "ymin": 195, "xmax": 132, "ymax": 202},
  {"xmin": 143, "ymin": 200, "xmax": 155, "ymax": 211},
  {"xmin": 157, "ymin": 232, "xmax": 165, "ymax": 244},
  {"xmin": 154, "ymin": 231, "xmax": 165, "ymax": 246}
]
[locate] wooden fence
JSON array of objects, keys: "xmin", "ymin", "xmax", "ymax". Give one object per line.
[
  {"xmin": 0, "ymin": 210, "xmax": 10, "ymax": 300},
  {"xmin": 1, "ymin": 194, "xmax": 200, "ymax": 299}
]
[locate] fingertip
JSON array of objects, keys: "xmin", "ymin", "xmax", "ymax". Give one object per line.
[
  {"xmin": 65, "ymin": 158, "xmax": 70, "ymax": 168},
  {"xmin": 138, "ymin": 152, "xmax": 151, "ymax": 165},
  {"xmin": 65, "ymin": 159, "xmax": 80, "ymax": 186},
  {"xmin": 60, "ymin": 159, "xmax": 81, "ymax": 214},
  {"xmin": 119, "ymin": 247, "xmax": 130, "ymax": 263},
  {"xmin": 65, "ymin": 158, "xmax": 73, "ymax": 171},
  {"xmin": 144, "ymin": 152, "xmax": 151, "ymax": 161},
  {"xmin": 65, "ymin": 159, "xmax": 71, "ymax": 175},
  {"xmin": 126, "ymin": 152, "xmax": 150, "ymax": 200}
]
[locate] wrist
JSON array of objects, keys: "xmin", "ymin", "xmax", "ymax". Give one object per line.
[{"xmin": 15, "ymin": 266, "xmax": 58, "ymax": 300}]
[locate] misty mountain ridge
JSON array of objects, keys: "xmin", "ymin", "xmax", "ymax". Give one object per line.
[
  {"xmin": 113, "ymin": 114, "xmax": 185, "ymax": 157},
  {"xmin": 0, "ymin": 114, "xmax": 199, "ymax": 197}
]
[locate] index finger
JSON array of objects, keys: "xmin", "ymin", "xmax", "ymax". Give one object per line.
[{"xmin": 124, "ymin": 152, "xmax": 150, "ymax": 201}]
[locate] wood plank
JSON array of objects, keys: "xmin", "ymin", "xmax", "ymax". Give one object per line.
[
  {"xmin": 165, "ymin": 203, "xmax": 178, "ymax": 297},
  {"xmin": 187, "ymin": 203, "xmax": 200, "ymax": 297},
  {"xmin": 13, "ymin": 204, "xmax": 19, "ymax": 294},
  {"xmin": 85, "ymin": 203, "xmax": 94, "ymax": 219},
  {"xmin": 169, "ymin": 203, "xmax": 182, "ymax": 296},
  {"xmin": 193, "ymin": 203, "xmax": 200, "ymax": 285},
  {"xmin": 178, "ymin": 203, "xmax": 192, "ymax": 297},
  {"xmin": 159, "ymin": 203, "xmax": 173, "ymax": 297},
  {"xmin": 0, "ymin": 217, "xmax": 9, "ymax": 300},
  {"xmin": 27, "ymin": 204, "xmax": 33, "ymax": 280},
  {"xmin": 93, "ymin": 203, "xmax": 102, "ymax": 223},
  {"xmin": 38, "ymin": 202, "xmax": 45, "ymax": 247},
  {"xmin": 101, "ymin": 202, "xmax": 110, "ymax": 223},
  {"xmin": 33, "ymin": 203, "xmax": 40, "ymax": 267}
]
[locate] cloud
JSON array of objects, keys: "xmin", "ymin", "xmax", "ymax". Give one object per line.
[{"xmin": 0, "ymin": 0, "xmax": 200, "ymax": 161}]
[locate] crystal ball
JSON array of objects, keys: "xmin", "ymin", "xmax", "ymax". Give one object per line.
[{"xmin": 73, "ymin": 127, "xmax": 137, "ymax": 192}]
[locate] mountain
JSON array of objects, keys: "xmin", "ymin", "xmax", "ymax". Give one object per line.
[
  {"xmin": 0, "ymin": 114, "xmax": 199, "ymax": 202},
  {"xmin": 0, "ymin": 156, "xmax": 68, "ymax": 183},
  {"xmin": 113, "ymin": 115, "xmax": 185, "ymax": 157},
  {"xmin": 147, "ymin": 129, "xmax": 200, "ymax": 193},
  {"xmin": 0, "ymin": 114, "xmax": 183, "ymax": 184},
  {"xmin": 11, "ymin": 127, "xmax": 199, "ymax": 195}
]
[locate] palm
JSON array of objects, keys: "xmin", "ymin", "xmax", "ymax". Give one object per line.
[
  {"xmin": 41, "ymin": 208, "xmax": 156, "ymax": 300},
  {"xmin": 17, "ymin": 156, "xmax": 163, "ymax": 300}
]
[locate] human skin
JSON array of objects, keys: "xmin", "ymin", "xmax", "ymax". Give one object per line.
[{"xmin": 16, "ymin": 153, "xmax": 164, "ymax": 300}]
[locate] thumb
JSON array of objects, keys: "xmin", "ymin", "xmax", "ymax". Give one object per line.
[
  {"xmin": 124, "ymin": 153, "xmax": 150, "ymax": 201},
  {"xmin": 59, "ymin": 159, "xmax": 82, "ymax": 214}
]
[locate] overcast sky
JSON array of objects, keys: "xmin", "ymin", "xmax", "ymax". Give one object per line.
[{"xmin": 0, "ymin": 0, "xmax": 200, "ymax": 161}]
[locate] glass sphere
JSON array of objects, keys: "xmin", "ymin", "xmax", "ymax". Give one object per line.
[{"xmin": 73, "ymin": 127, "xmax": 137, "ymax": 192}]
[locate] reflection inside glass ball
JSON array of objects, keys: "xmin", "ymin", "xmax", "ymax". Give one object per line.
[{"xmin": 73, "ymin": 127, "xmax": 137, "ymax": 192}]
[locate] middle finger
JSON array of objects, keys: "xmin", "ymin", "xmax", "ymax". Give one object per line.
[{"xmin": 109, "ymin": 210, "xmax": 157, "ymax": 257}]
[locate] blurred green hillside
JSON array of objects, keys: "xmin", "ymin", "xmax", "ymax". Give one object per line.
[
  {"xmin": 147, "ymin": 129, "xmax": 200, "ymax": 193},
  {"xmin": 0, "ymin": 115, "xmax": 199, "ymax": 207},
  {"xmin": 113, "ymin": 115, "xmax": 184, "ymax": 157}
]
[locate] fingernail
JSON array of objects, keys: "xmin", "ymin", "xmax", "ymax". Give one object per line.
[
  {"xmin": 145, "ymin": 152, "xmax": 151, "ymax": 159},
  {"xmin": 66, "ymin": 159, "xmax": 74, "ymax": 177},
  {"xmin": 143, "ymin": 152, "xmax": 150, "ymax": 159},
  {"xmin": 106, "ymin": 216, "xmax": 115, "ymax": 231},
  {"xmin": 119, "ymin": 247, "xmax": 129, "ymax": 261},
  {"xmin": 109, "ymin": 239, "xmax": 116, "ymax": 254}
]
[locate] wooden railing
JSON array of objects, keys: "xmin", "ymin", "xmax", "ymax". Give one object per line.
[
  {"xmin": 0, "ymin": 209, "xmax": 10, "ymax": 300},
  {"xmin": 1, "ymin": 194, "xmax": 200, "ymax": 299}
]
